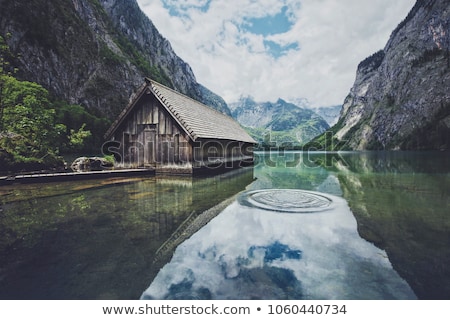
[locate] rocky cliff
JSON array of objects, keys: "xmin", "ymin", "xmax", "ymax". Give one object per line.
[
  {"xmin": 0, "ymin": 0, "xmax": 229, "ymax": 118},
  {"xmin": 325, "ymin": 0, "xmax": 450, "ymax": 150},
  {"xmin": 230, "ymin": 97, "xmax": 329, "ymax": 147}
]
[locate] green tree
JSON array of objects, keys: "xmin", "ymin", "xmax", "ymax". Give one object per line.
[
  {"xmin": 0, "ymin": 75, "xmax": 64, "ymax": 169},
  {"xmin": 0, "ymin": 36, "xmax": 89, "ymax": 171},
  {"xmin": 0, "ymin": 34, "xmax": 97, "ymax": 172},
  {"xmin": 2, "ymin": 76, "xmax": 55, "ymax": 148},
  {"xmin": 0, "ymin": 34, "xmax": 13, "ymax": 131},
  {"xmin": 68, "ymin": 123, "xmax": 92, "ymax": 151},
  {"xmin": 54, "ymin": 103, "xmax": 107, "ymax": 153}
]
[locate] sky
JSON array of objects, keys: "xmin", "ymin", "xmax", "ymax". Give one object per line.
[{"xmin": 136, "ymin": 0, "xmax": 416, "ymax": 108}]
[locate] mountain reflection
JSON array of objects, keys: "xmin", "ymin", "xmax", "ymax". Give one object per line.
[{"xmin": 330, "ymin": 152, "xmax": 450, "ymax": 299}]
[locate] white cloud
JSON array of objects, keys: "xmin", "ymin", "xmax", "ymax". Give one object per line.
[{"xmin": 136, "ymin": 0, "xmax": 416, "ymax": 107}]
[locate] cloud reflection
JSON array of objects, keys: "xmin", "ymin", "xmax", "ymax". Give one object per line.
[{"xmin": 141, "ymin": 191, "xmax": 416, "ymax": 300}]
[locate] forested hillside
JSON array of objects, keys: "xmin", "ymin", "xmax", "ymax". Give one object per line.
[{"xmin": 0, "ymin": 0, "xmax": 229, "ymax": 172}]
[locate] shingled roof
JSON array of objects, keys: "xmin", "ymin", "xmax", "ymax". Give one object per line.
[{"xmin": 105, "ymin": 78, "xmax": 256, "ymax": 144}]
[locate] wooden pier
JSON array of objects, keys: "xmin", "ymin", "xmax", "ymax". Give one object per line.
[{"xmin": 0, "ymin": 168, "xmax": 155, "ymax": 185}]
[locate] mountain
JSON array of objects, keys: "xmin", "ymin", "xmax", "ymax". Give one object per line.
[
  {"xmin": 198, "ymin": 83, "xmax": 231, "ymax": 116},
  {"xmin": 282, "ymin": 97, "xmax": 342, "ymax": 127},
  {"xmin": 312, "ymin": 105, "xmax": 342, "ymax": 127},
  {"xmin": 0, "ymin": 0, "xmax": 230, "ymax": 118},
  {"xmin": 230, "ymin": 97, "xmax": 329, "ymax": 147},
  {"xmin": 311, "ymin": 0, "xmax": 450, "ymax": 151}
]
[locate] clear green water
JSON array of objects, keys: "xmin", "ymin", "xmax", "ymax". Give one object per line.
[{"xmin": 0, "ymin": 152, "xmax": 449, "ymax": 299}]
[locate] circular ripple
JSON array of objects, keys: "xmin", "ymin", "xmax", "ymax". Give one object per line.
[{"xmin": 238, "ymin": 189, "xmax": 334, "ymax": 213}]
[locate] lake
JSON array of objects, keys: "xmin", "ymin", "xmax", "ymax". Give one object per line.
[{"xmin": 0, "ymin": 151, "xmax": 449, "ymax": 299}]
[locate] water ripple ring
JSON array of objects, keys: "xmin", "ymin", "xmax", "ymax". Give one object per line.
[{"xmin": 238, "ymin": 189, "xmax": 334, "ymax": 213}]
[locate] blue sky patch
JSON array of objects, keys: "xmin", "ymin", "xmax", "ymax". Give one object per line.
[
  {"xmin": 162, "ymin": 0, "xmax": 212, "ymax": 17},
  {"xmin": 243, "ymin": 6, "xmax": 294, "ymax": 36},
  {"xmin": 264, "ymin": 40, "xmax": 299, "ymax": 59}
]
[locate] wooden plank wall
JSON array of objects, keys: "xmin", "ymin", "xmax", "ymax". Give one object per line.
[
  {"xmin": 193, "ymin": 140, "xmax": 254, "ymax": 166},
  {"xmin": 114, "ymin": 95, "xmax": 192, "ymax": 168}
]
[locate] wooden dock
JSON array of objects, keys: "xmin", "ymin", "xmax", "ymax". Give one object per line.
[{"xmin": 0, "ymin": 168, "xmax": 155, "ymax": 185}]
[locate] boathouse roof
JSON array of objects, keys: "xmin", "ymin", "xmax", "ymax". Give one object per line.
[{"xmin": 105, "ymin": 78, "xmax": 256, "ymax": 144}]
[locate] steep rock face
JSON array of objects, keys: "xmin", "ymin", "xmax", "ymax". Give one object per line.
[
  {"xmin": 198, "ymin": 84, "xmax": 231, "ymax": 116},
  {"xmin": 334, "ymin": 0, "xmax": 450, "ymax": 150},
  {"xmin": 230, "ymin": 97, "xmax": 329, "ymax": 146},
  {"xmin": 0, "ymin": 0, "xmax": 228, "ymax": 118},
  {"xmin": 99, "ymin": 0, "xmax": 200, "ymax": 98}
]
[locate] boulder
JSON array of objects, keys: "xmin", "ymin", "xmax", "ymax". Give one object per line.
[{"xmin": 70, "ymin": 157, "xmax": 114, "ymax": 172}]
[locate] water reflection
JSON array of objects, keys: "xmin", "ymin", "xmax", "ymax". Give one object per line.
[
  {"xmin": 0, "ymin": 168, "xmax": 254, "ymax": 299},
  {"xmin": 239, "ymin": 189, "xmax": 334, "ymax": 213},
  {"xmin": 1, "ymin": 151, "xmax": 448, "ymax": 299},
  {"xmin": 332, "ymin": 152, "xmax": 450, "ymax": 299},
  {"xmin": 142, "ymin": 151, "xmax": 449, "ymax": 300},
  {"xmin": 255, "ymin": 151, "xmax": 450, "ymax": 299},
  {"xmin": 141, "ymin": 191, "xmax": 416, "ymax": 299},
  {"xmin": 250, "ymin": 152, "xmax": 344, "ymax": 196}
]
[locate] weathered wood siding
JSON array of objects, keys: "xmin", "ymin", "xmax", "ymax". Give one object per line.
[
  {"xmin": 112, "ymin": 95, "xmax": 192, "ymax": 169},
  {"xmin": 193, "ymin": 139, "xmax": 254, "ymax": 168}
]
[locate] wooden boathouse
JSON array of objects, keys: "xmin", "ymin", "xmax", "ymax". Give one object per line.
[{"xmin": 104, "ymin": 78, "xmax": 256, "ymax": 175}]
